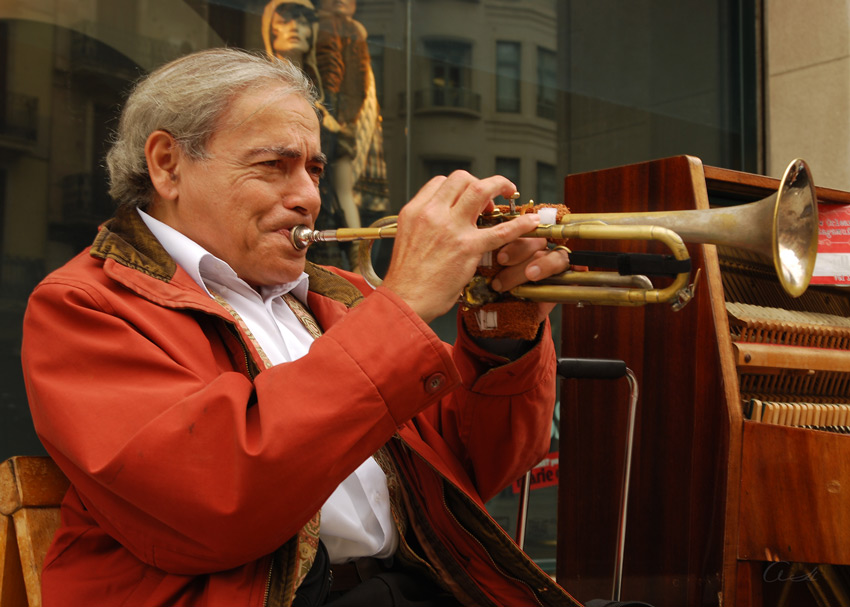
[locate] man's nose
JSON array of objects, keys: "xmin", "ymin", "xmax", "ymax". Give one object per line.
[{"xmin": 283, "ymin": 171, "xmax": 321, "ymax": 215}]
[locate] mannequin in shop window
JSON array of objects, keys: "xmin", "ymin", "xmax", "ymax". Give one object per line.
[
  {"xmin": 315, "ymin": 0, "xmax": 390, "ymax": 239},
  {"xmin": 262, "ymin": 0, "xmax": 356, "ymax": 269}
]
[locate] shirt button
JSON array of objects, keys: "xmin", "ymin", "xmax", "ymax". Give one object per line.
[{"xmin": 424, "ymin": 373, "xmax": 446, "ymax": 393}]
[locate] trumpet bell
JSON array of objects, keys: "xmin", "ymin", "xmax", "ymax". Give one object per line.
[{"xmin": 771, "ymin": 159, "xmax": 819, "ymax": 297}]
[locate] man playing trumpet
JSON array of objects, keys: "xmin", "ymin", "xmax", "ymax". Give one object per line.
[{"xmin": 21, "ymin": 48, "xmax": 577, "ymax": 607}]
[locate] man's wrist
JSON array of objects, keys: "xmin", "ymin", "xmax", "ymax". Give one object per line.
[
  {"xmin": 467, "ymin": 323, "xmax": 544, "ymax": 361},
  {"xmin": 459, "ymin": 300, "xmax": 542, "ymax": 342}
]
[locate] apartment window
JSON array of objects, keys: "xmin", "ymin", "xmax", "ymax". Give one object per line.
[
  {"xmin": 495, "ymin": 157, "xmax": 520, "ymax": 192},
  {"xmin": 496, "ymin": 41, "xmax": 521, "ymax": 113},
  {"xmin": 537, "ymin": 47, "xmax": 557, "ymax": 120},
  {"xmin": 422, "ymin": 39, "xmax": 474, "ymax": 110},
  {"xmin": 536, "ymin": 161, "xmax": 557, "ymax": 204}
]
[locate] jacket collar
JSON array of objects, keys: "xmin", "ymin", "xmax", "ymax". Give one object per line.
[
  {"xmin": 90, "ymin": 205, "xmax": 364, "ymax": 309},
  {"xmin": 91, "ymin": 205, "xmax": 178, "ymax": 282}
]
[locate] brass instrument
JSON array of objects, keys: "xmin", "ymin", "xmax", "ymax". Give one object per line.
[{"xmin": 290, "ymin": 159, "xmax": 818, "ymax": 310}]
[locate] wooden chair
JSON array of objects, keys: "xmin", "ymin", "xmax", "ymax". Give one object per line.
[{"xmin": 0, "ymin": 457, "xmax": 69, "ymax": 607}]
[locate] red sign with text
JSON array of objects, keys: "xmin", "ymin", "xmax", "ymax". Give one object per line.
[
  {"xmin": 512, "ymin": 452, "xmax": 559, "ymax": 493},
  {"xmin": 813, "ymin": 203, "xmax": 850, "ymax": 285}
]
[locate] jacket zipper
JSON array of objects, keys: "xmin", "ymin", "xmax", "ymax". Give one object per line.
[
  {"xmin": 262, "ymin": 554, "xmax": 274, "ymax": 607},
  {"xmin": 224, "ymin": 322, "xmax": 257, "ymax": 380}
]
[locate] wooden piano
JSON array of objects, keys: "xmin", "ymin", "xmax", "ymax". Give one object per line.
[{"xmin": 555, "ymin": 156, "xmax": 850, "ymax": 607}]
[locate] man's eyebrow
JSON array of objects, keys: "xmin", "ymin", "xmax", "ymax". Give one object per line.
[{"xmin": 246, "ymin": 146, "xmax": 327, "ymax": 165}]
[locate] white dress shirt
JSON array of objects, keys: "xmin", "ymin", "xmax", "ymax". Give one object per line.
[{"xmin": 139, "ymin": 209, "xmax": 398, "ymax": 564}]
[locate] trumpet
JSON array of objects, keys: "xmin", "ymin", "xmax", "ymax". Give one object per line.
[{"xmin": 290, "ymin": 159, "xmax": 818, "ymax": 310}]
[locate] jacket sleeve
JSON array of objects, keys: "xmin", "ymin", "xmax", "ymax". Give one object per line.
[
  {"xmin": 21, "ymin": 267, "xmax": 463, "ymax": 575},
  {"xmin": 411, "ymin": 316, "xmax": 558, "ymax": 504}
]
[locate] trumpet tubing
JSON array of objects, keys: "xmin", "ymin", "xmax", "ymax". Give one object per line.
[{"xmin": 290, "ymin": 159, "xmax": 818, "ymax": 308}]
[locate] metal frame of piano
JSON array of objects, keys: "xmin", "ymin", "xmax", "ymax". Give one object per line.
[{"xmin": 556, "ymin": 155, "xmax": 850, "ymax": 607}]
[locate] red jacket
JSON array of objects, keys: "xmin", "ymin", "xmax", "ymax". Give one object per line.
[{"xmin": 21, "ymin": 207, "xmax": 580, "ymax": 606}]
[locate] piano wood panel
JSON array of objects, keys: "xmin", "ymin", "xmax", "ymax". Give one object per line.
[
  {"xmin": 556, "ymin": 156, "xmax": 850, "ymax": 607},
  {"xmin": 739, "ymin": 422, "xmax": 850, "ymax": 565},
  {"xmin": 557, "ymin": 156, "xmax": 731, "ymax": 606}
]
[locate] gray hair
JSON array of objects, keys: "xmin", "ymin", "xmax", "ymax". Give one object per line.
[{"xmin": 106, "ymin": 47, "xmax": 319, "ymax": 208}]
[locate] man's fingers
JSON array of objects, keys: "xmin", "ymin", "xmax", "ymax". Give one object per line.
[
  {"xmin": 491, "ymin": 245, "xmax": 571, "ymax": 292},
  {"xmin": 531, "ymin": 245, "xmax": 571, "ymax": 280},
  {"xmin": 450, "ymin": 173, "xmax": 517, "ymax": 220},
  {"xmin": 475, "ymin": 213, "xmax": 540, "ymax": 255},
  {"xmin": 420, "ymin": 171, "xmax": 516, "ymax": 221},
  {"xmin": 405, "ymin": 175, "xmax": 448, "ymax": 209},
  {"xmin": 496, "ymin": 237, "xmax": 548, "ymax": 267},
  {"xmin": 383, "ymin": 171, "xmax": 528, "ymax": 322}
]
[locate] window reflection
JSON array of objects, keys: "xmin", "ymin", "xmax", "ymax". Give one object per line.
[
  {"xmin": 496, "ymin": 41, "xmax": 521, "ymax": 113},
  {"xmin": 422, "ymin": 39, "xmax": 478, "ymax": 113},
  {"xmin": 537, "ymin": 46, "xmax": 557, "ymax": 120},
  {"xmin": 495, "ymin": 156, "xmax": 521, "ymax": 193},
  {"xmin": 0, "ymin": 0, "xmax": 757, "ymax": 576}
]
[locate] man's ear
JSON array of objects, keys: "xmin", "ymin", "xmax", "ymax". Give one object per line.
[{"xmin": 145, "ymin": 130, "xmax": 181, "ymax": 201}]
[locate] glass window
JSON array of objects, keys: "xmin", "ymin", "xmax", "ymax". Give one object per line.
[
  {"xmin": 0, "ymin": 0, "xmax": 759, "ymax": 577},
  {"xmin": 536, "ymin": 161, "xmax": 557, "ymax": 204},
  {"xmin": 495, "ymin": 156, "xmax": 521, "ymax": 192},
  {"xmin": 421, "ymin": 38, "xmax": 476, "ymax": 112},
  {"xmin": 537, "ymin": 46, "xmax": 557, "ymax": 120},
  {"xmin": 496, "ymin": 41, "xmax": 521, "ymax": 112}
]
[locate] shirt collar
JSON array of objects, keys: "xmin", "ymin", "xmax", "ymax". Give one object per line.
[{"xmin": 137, "ymin": 208, "xmax": 309, "ymax": 303}]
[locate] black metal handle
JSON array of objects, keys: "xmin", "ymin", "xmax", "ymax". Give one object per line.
[{"xmin": 557, "ymin": 357, "xmax": 627, "ymax": 380}]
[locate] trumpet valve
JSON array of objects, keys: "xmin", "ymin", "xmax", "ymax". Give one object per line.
[
  {"xmin": 461, "ymin": 276, "xmax": 500, "ymax": 307},
  {"xmin": 509, "ymin": 191, "xmax": 520, "ymax": 214}
]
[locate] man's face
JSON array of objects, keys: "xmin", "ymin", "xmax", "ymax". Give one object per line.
[
  {"xmin": 271, "ymin": 7, "xmax": 314, "ymax": 58},
  {"xmin": 157, "ymin": 86, "xmax": 324, "ymax": 287}
]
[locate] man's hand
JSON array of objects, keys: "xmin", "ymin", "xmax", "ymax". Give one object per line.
[
  {"xmin": 382, "ymin": 171, "xmax": 540, "ymax": 323},
  {"xmin": 382, "ymin": 171, "xmax": 570, "ymax": 324},
  {"xmin": 488, "ymin": 239, "xmax": 571, "ymax": 324}
]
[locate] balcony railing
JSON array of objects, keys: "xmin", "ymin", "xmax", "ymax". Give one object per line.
[
  {"xmin": 69, "ymin": 23, "xmax": 188, "ymax": 77},
  {"xmin": 400, "ymin": 86, "xmax": 482, "ymax": 117},
  {"xmin": 0, "ymin": 92, "xmax": 38, "ymax": 143},
  {"xmin": 69, "ymin": 30, "xmax": 139, "ymax": 83},
  {"xmin": 62, "ymin": 173, "xmax": 113, "ymax": 224},
  {"xmin": 536, "ymin": 98, "xmax": 557, "ymax": 121}
]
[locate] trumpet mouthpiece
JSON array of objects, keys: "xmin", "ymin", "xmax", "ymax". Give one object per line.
[{"xmin": 290, "ymin": 225, "xmax": 315, "ymax": 250}]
